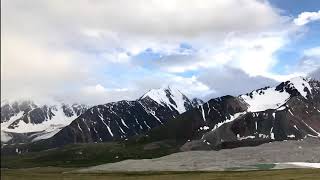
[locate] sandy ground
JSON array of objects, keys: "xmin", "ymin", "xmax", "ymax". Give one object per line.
[{"xmin": 78, "ymin": 137, "xmax": 320, "ymax": 172}]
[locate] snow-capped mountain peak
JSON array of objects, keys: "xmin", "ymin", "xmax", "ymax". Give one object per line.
[
  {"xmin": 240, "ymin": 86, "xmax": 290, "ymax": 112},
  {"xmin": 240, "ymin": 76, "xmax": 313, "ymax": 112},
  {"xmin": 141, "ymin": 86, "xmax": 191, "ymax": 113},
  {"xmin": 286, "ymin": 76, "xmax": 312, "ymax": 98}
]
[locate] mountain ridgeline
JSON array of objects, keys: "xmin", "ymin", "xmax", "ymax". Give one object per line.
[
  {"xmin": 1, "ymin": 87, "xmax": 202, "ymax": 146},
  {"xmin": 146, "ymin": 77, "xmax": 320, "ymax": 150},
  {"xmin": 1, "ymin": 77, "xmax": 319, "ymax": 153},
  {"xmin": 1, "ymin": 101, "xmax": 88, "ymax": 144},
  {"xmin": 45, "ymin": 87, "xmax": 201, "ymax": 146}
]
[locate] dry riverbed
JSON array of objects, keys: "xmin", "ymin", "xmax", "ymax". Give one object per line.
[{"xmin": 78, "ymin": 138, "xmax": 320, "ymax": 172}]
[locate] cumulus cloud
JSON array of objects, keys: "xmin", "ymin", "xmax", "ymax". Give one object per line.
[
  {"xmin": 309, "ymin": 68, "xmax": 320, "ymax": 80},
  {"xmin": 264, "ymin": 46, "xmax": 320, "ymax": 83},
  {"xmin": 0, "ymin": 34, "xmax": 91, "ymax": 102},
  {"xmin": 1, "ymin": 0, "xmax": 304, "ymax": 104},
  {"xmin": 198, "ymin": 66, "xmax": 278, "ymax": 99},
  {"xmin": 63, "ymin": 74, "xmax": 212, "ymax": 105},
  {"xmin": 294, "ymin": 10, "xmax": 320, "ymax": 26},
  {"xmin": 39, "ymin": 0, "xmax": 284, "ymax": 37},
  {"xmin": 152, "ymin": 33, "xmax": 287, "ymax": 77},
  {"xmin": 296, "ymin": 47, "xmax": 320, "ymax": 74}
]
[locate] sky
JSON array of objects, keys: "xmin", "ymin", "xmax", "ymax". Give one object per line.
[{"xmin": 1, "ymin": 0, "xmax": 320, "ymax": 105}]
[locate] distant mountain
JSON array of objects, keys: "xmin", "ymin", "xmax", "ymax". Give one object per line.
[
  {"xmin": 146, "ymin": 77, "xmax": 320, "ymax": 150},
  {"xmin": 4, "ymin": 77, "xmax": 318, "ymax": 153},
  {"xmin": 1, "ymin": 101, "xmax": 88, "ymax": 144},
  {"xmin": 44, "ymin": 87, "xmax": 198, "ymax": 146}
]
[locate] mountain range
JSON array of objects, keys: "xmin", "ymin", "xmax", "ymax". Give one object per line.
[
  {"xmin": 1, "ymin": 87, "xmax": 202, "ymax": 146},
  {"xmin": 1, "ymin": 101, "xmax": 88, "ymax": 144},
  {"xmin": 147, "ymin": 77, "xmax": 320, "ymax": 151},
  {"xmin": 1, "ymin": 77, "xmax": 319, "ymax": 153}
]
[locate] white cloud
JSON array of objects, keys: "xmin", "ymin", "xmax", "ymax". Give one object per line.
[
  {"xmin": 66, "ymin": 74, "xmax": 212, "ymax": 105},
  {"xmin": 309, "ymin": 68, "xmax": 320, "ymax": 80},
  {"xmin": 0, "ymin": 34, "xmax": 90, "ymax": 101},
  {"xmin": 304, "ymin": 46, "xmax": 320, "ymax": 56},
  {"xmin": 152, "ymin": 32, "xmax": 288, "ymax": 77},
  {"xmin": 2, "ymin": 0, "xmax": 288, "ymax": 57},
  {"xmin": 2, "ymin": 0, "xmax": 302, "ymax": 104},
  {"xmin": 265, "ymin": 46, "xmax": 320, "ymax": 82},
  {"xmin": 70, "ymin": 0, "xmax": 284, "ymax": 38},
  {"xmin": 294, "ymin": 10, "xmax": 320, "ymax": 26},
  {"xmin": 131, "ymin": 73, "xmax": 213, "ymax": 99},
  {"xmin": 198, "ymin": 66, "xmax": 278, "ymax": 99},
  {"xmin": 297, "ymin": 46, "xmax": 320, "ymax": 74}
]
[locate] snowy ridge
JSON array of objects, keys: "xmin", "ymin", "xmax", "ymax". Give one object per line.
[
  {"xmin": 287, "ymin": 77, "xmax": 312, "ymax": 98},
  {"xmin": 43, "ymin": 88, "xmax": 195, "ymax": 145},
  {"xmin": 240, "ymin": 87, "xmax": 290, "ymax": 112},
  {"xmin": 1, "ymin": 101, "xmax": 88, "ymax": 143},
  {"xmin": 141, "ymin": 86, "xmax": 190, "ymax": 113},
  {"xmin": 240, "ymin": 77, "xmax": 312, "ymax": 112},
  {"xmin": 3, "ymin": 106, "xmax": 74, "ymax": 134}
]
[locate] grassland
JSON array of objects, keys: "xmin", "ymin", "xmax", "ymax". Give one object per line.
[
  {"xmin": 1, "ymin": 140, "xmax": 179, "ymax": 168},
  {"xmin": 2, "ymin": 167, "xmax": 320, "ymax": 180}
]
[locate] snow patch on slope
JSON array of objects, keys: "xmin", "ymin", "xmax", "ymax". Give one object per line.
[
  {"xmin": 240, "ymin": 87, "xmax": 290, "ymax": 112},
  {"xmin": 211, "ymin": 112, "xmax": 246, "ymax": 132},
  {"xmin": 240, "ymin": 77, "xmax": 312, "ymax": 112},
  {"xmin": 276, "ymin": 162, "xmax": 320, "ymax": 168},
  {"xmin": 288, "ymin": 77, "xmax": 312, "ymax": 98},
  {"xmin": 4, "ymin": 106, "xmax": 76, "ymax": 134},
  {"xmin": 1, "ymin": 105, "xmax": 83, "ymax": 142},
  {"xmin": 1, "ymin": 131, "xmax": 13, "ymax": 142},
  {"xmin": 1, "ymin": 112, "xmax": 24, "ymax": 142},
  {"xmin": 200, "ymin": 104, "xmax": 206, "ymax": 122}
]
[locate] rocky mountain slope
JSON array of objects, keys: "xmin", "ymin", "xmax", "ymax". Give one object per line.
[
  {"xmin": 42, "ymin": 87, "xmax": 200, "ymax": 147},
  {"xmin": 146, "ymin": 77, "xmax": 320, "ymax": 150},
  {"xmin": 1, "ymin": 101, "xmax": 88, "ymax": 144}
]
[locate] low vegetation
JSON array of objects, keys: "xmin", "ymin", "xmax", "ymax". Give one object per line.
[
  {"xmin": 2, "ymin": 167, "xmax": 320, "ymax": 180},
  {"xmin": 1, "ymin": 140, "xmax": 179, "ymax": 168}
]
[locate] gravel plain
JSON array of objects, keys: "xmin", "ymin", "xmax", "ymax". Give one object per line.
[{"xmin": 78, "ymin": 137, "xmax": 320, "ymax": 172}]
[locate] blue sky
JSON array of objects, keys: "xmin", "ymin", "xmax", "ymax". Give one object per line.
[
  {"xmin": 270, "ymin": 0, "xmax": 320, "ymax": 15},
  {"xmin": 2, "ymin": 0, "xmax": 320, "ymax": 104},
  {"xmin": 268, "ymin": 0, "xmax": 320, "ymax": 74}
]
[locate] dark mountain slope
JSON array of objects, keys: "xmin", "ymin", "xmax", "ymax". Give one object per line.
[
  {"xmin": 45, "ymin": 87, "xmax": 197, "ymax": 147},
  {"xmin": 145, "ymin": 77, "xmax": 320, "ymax": 150}
]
